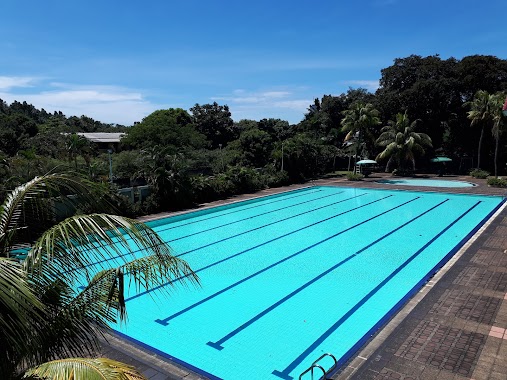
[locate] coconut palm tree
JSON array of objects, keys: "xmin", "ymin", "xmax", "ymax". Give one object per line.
[
  {"xmin": 465, "ymin": 90, "xmax": 494, "ymax": 169},
  {"xmin": 340, "ymin": 103, "xmax": 381, "ymax": 173},
  {"xmin": 375, "ymin": 111, "xmax": 432, "ymax": 173},
  {"xmin": 66, "ymin": 133, "xmax": 90, "ymax": 171},
  {"xmin": 25, "ymin": 358, "xmax": 147, "ymax": 379},
  {"xmin": 0, "ymin": 173, "xmax": 199, "ymax": 379},
  {"xmin": 491, "ymin": 92, "xmax": 507, "ymax": 177}
]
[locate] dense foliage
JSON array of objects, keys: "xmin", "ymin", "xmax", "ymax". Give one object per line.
[{"xmin": 1, "ymin": 54, "xmax": 506, "ymax": 214}]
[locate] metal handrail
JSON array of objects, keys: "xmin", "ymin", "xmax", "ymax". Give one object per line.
[
  {"xmin": 312, "ymin": 353, "xmax": 337, "ymax": 373},
  {"xmin": 298, "ymin": 352, "xmax": 338, "ymax": 380},
  {"xmin": 298, "ymin": 364, "xmax": 326, "ymax": 380}
]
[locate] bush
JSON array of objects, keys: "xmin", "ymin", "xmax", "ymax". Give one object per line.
[
  {"xmin": 392, "ymin": 168, "xmax": 414, "ymax": 177},
  {"xmin": 487, "ymin": 177, "xmax": 507, "ymax": 187},
  {"xmin": 225, "ymin": 166, "xmax": 265, "ymax": 194},
  {"xmin": 470, "ymin": 168, "xmax": 490, "ymax": 179},
  {"xmin": 346, "ymin": 172, "xmax": 363, "ymax": 181}
]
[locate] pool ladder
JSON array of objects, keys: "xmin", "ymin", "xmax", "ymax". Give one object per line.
[{"xmin": 299, "ymin": 353, "xmax": 337, "ymax": 380}]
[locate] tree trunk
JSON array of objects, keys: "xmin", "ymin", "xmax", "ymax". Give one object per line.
[
  {"xmin": 477, "ymin": 125, "xmax": 484, "ymax": 169},
  {"xmin": 494, "ymin": 134, "xmax": 499, "ymax": 178},
  {"xmin": 354, "ymin": 129, "xmax": 362, "ymax": 174}
]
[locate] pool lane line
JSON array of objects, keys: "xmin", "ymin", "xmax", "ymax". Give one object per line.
[
  {"xmin": 68, "ymin": 189, "xmax": 328, "ymax": 272},
  {"xmin": 85, "ymin": 192, "xmax": 368, "ymax": 273},
  {"xmin": 206, "ymin": 198, "xmax": 448, "ymax": 351},
  {"xmin": 271, "ymin": 200, "xmax": 482, "ymax": 380},
  {"xmin": 149, "ymin": 188, "xmax": 325, "ymax": 234},
  {"xmin": 165, "ymin": 190, "xmax": 344, "ymax": 243},
  {"xmin": 152, "ymin": 194, "xmax": 400, "ymax": 325},
  {"xmin": 130, "ymin": 193, "xmax": 376, "ymax": 305}
]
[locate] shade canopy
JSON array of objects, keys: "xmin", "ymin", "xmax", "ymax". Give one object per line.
[
  {"xmin": 430, "ymin": 157, "xmax": 452, "ymax": 163},
  {"xmin": 356, "ymin": 159, "xmax": 377, "ymax": 165}
]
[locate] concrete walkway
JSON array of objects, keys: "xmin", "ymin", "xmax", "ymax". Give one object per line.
[{"xmin": 98, "ymin": 174, "xmax": 507, "ymax": 380}]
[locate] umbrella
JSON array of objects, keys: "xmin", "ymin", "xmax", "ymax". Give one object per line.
[
  {"xmin": 430, "ymin": 157, "xmax": 452, "ymax": 163},
  {"xmin": 356, "ymin": 159, "xmax": 377, "ymax": 165}
]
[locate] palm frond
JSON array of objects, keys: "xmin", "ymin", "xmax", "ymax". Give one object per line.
[
  {"xmin": 0, "ymin": 258, "xmax": 46, "ymax": 377},
  {"xmin": 24, "ymin": 357, "xmax": 147, "ymax": 380},
  {"xmin": 0, "ymin": 173, "xmax": 105, "ymax": 257},
  {"xmin": 25, "ymin": 214, "xmax": 181, "ymax": 281}
]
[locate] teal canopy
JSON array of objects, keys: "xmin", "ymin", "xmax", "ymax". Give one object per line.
[
  {"xmin": 356, "ymin": 159, "xmax": 377, "ymax": 165},
  {"xmin": 430, "ymin": 157, "xmax": 452, "ymax": 163}
]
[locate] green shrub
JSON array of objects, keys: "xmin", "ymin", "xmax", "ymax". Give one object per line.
[
  {"xmin": 470, "ymin": 168, "xmax": 490, "ymax": 179},
  {"xmin": 346, "ymin": 172, "xmax": 363, "ymax": 181},
  {"xmin": 391, "ymin": 168, "xmax": 414, "ymax": 177},
  {"xmin": 487, "ymin": 177, "xmax": 507, "ymax": 187},
  {"xmin": 225, "ymin": 166, "xmax": 265, "ymax": 194}
]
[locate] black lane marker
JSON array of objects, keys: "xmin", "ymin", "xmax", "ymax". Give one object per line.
[
  {"xmin": 171, "ymin": 192, "xmax": 365, "ymax": 258},
  {"xmin": 81, "ymin": 191, "xmax": 346, "ymax": 272},
  {"xmin": 271, "ymin": 200, "xmax": 481, "ymax": 380},
  {"xmin": 152, "ymin": 194, "xmax": 394, "ymax": 325},
  {"xmin": 69, "ymin": 189, "xmax": 326, "ymax": 272},
  {"xmin": 165, "ymin": 191, "xmax": 343, "ymax": 243},
  {"xmin": 207, "ymin": 198, "xmax": 447, "ymax": 351},
  {"xmin": 125, "ymin": 194, "xmax": 374, "ymax": 303},
  {"xmin": 151, "ymin": 188, "xmax": 324, "ymax": 235}
]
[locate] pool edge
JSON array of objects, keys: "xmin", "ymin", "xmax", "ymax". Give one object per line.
[{"xmin": 330, "ymin": 198, "xmax": 507, "ymax": 379}]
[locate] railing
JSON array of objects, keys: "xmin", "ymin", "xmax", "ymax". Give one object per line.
[{"xmin": 299, "ymin": 353, "xmax": 337, "ymax": 380}]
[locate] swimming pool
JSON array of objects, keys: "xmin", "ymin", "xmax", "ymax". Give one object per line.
[
  {"xmin": 375, "ymin": 179, "xmax": 475, "ymax": 188},
  {"xmin": 102, "ymin": 186, "xmax": 503, "ymax": 379}
]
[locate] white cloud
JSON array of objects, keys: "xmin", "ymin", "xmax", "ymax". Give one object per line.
[
  {"xmin": 0, "ymin": 76, "xmax": 36, "ymax": 90},
  {"xmin": 212, "ymin": 88, "xmax": 311, "ymax": 123},
  {"xmin": 0, "ymin": 80, "xmax": 160, "ymax": 125},
  {"xmin": 343, "ymin": 80, "xmax": 380, "ymax": 92}
]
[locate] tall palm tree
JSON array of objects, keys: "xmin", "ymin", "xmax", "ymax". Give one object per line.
[
  {"xmin": 465, "ymin": 90, "xmax": 493, "ymax": 169},
  {"xmin": 66, "ymin": 133, "xmax": 90, "ymax": 170},
  {"xmin": 491, "ymin": 92, "xmax": 507, "ymax": 177},
  {"xmin": 375, "ymin": 111, "xmax": 432, "ymax": 173},
  {"xmin": 0, "ymin": 173, "xmax": 199, "ymax": 379},
  {"xmin": 340, "ymin": 103, "xmax": 381, "ymax": 173}
]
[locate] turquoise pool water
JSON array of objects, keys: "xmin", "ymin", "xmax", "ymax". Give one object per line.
[
  {"xmin": 375, "ymin": 179, "xmax": 475, "ymax": 188},
  {"xmin": 102, "ymin": 186, "xmax": 503, "ymax": 379}
]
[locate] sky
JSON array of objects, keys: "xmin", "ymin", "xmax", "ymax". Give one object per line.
[{"xmin": 0, "ymin": 0, "xmax": 506, "ymax": 126}]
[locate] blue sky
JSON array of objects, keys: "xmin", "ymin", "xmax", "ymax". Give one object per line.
[{"xmin": 1, "ymin": 0, "xmax": 505, "ymax": 125}]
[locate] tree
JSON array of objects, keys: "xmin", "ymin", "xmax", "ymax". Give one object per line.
[
  {"xmin": 376, "ymin": 55, "xmax": 460, "ymax": 151},
  {"xmin": 25, "ymin": 358, "xmax": 148, "ymax": 380},
  {"xmin": 190, "ymin": 102, "xmax": 236, "ymax": 148},
  {"xmin": 375, "ymin": 111, "xmax": 432, "ymax": 173},
  {"xmin": 122, "ymin": 109, "xmax": 207, "ymax": 151},
  {"xmin": 66, "ymin": 133, "xmax": 92, "ymax": 170},
  {"xmin": 0, "ymin": 173, "xmax": 199, "ymax": 379},
  {"xmin": 237, "ymin": 127, "xmax": 273, "ymax": 168},
  {"xmin": 138, "ymin": 146, "xmax": 192, "ymax": 210},
  {"xmin": 340, "ymin": 102, "xmax": 381, "ymax": 172},
  {"xmin": 0, "ymin": 113, "xmax": 39, "ymax": 156},
  {"xmin": 465, "ymin": 90, "xmax": 495, "ymax": 169},
  {"xmin": 490, "ymin": 92, "xmax": 507, "ymax": 177}
]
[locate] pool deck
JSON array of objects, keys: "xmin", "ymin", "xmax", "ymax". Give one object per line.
[{"xmin": 98, "ymin": 173, "xmax": 507, "ymax": 380}]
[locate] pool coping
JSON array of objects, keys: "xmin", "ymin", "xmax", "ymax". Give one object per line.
[
  {"xmin": 331, "ymin": 197, "xmax": 507, "ymax": 380},
  {"xmin": 98, "ymin": 173, "xmax": 507, "ymax": 380}
]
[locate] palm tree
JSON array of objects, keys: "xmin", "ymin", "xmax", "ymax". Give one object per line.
[
  {"xmin": 25, "ymin": 358, "xmax": 147, "ymax": 379},
  {"xmin": 465, "ymin": 90, "xmax": 493, "ymax": 169},
  {"xmin": 491, "ymin": 92, "xmax": 507, "ymax": 177},
  {"xmin": 340, "ymin": 103, "xmax": 381, "ymax": 173},
  {"xmin": 0, "ymin": 173, "xmax": 199, "ymax": 379},
  {"xmin": 375, "ymin": 111, "xmax": 432, "ymax": 173}
]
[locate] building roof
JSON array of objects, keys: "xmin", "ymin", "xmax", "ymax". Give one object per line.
[{"xmin": 76, "ymin": 132, "xmax": 125, "ymax": 143}]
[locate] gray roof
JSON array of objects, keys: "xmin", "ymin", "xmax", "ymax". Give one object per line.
[{"xmin": 76, "ymin": 132, "xmax": 125, "ymax": 143}]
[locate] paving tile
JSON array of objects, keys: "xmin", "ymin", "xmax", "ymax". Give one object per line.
[{"xmin": 429, "ymin": 289, "xmax": 501, "ymax": 325}]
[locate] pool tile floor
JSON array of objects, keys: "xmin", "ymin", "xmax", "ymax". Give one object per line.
[{"xmin": 97, "ymin": 174, "xmax": 507, "ymax": 380}]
